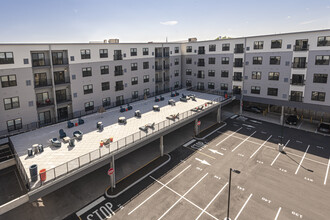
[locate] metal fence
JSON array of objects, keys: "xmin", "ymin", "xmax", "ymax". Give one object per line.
[{"xmin": 24, "ymin": 94, "xmax": 229, "ymax": 191}]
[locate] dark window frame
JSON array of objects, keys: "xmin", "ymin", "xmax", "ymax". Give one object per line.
[
  {"xmin": 81, "ymin": 49, "xmax": 91, "ymax": 59},
  {"xmin": 100, "ymin": 65, "xmax": 109, "ymax": 75},
  {"xmin": 83, "ymin": 84, "xmax": 93, "ymax": 94},
  {"xmin": 7, "ymin": 118, "xmax": 22, "ymax": 131},
  {"xmin": 99, "ymin": 49, "xmax": 108, "ymax": 58},
  {"xmin": 268, "ymin": 72, "xmax": 280, "ymax": 81},
  {"xmin": 1, "ymin": 74, "xmax": 17, "ymax": 87},
  {"xmin": 254, "ymin": 41, "xmax": 264, "ymax": 50},
  {"xmin": 313, "ymin": 74, "xmax": 328, "ymax": 83},
  {"xmin": 251, "ymin": 86, "xmax": 261, "ymax": 94},
  {"xmin": 101, "ymin": 82, "xmax": 110, "ymax": 91},
  {"xmin": 311, "ymin": 91, "xmax": 326, "ymax": 101},
  {"xmin": 0, "ymin": 52, "xmax": 14, "ymax": 64},
  {"xmin": 267, "ymin": 88, "xmax": 278, "ymax": 96},
  {"xmin": 82, "ymin": 67, "xmax": 92, "ymax": 77},
  {"xmin": 209, "ymin": 44, "xmax": 216, "ymax": 52},
  {"xmin": 4, "ymin": 96, "xmax": 20, "ymax": 110},
  {"xmin": 271, "ymin": 40, "xmax": 282, "ymax": 49},
  {"xmin": 84, "ymin": 101, "xmax": 94, "ymax": 111},
  {"xmin": 252, "ymin": 71, "xmax": 261, "ymax": 80}
]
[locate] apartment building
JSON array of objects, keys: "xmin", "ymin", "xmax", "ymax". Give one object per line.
[{"xmin": 1, "ymin": 29, "xmax": 330, "ymax": 136}]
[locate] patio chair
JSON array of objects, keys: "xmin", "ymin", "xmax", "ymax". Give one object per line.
[
  {"xmin": 78, "ymin": 118, "xmax": 84, "ymax": 125},
  {"xmin": 67, "ymin": 121, "xmax": 74, "ymax": 128},
  {"xmin": 59, "ymin": 129, "xmax": 67, "ymax": 139},
  {"xmin": 155, "ymin": 96, "xmax": 160, "ymax": 102},
  {"xmin": 160, "ymin": 95, "xmax": 164, "ymax": 101},
  {"xmin": 120, "ymin": 106, "xmax": 126, "ymax": 113},
  {"xmin": 127, "ymin": 103, "xmax": 133, "ymax": 110},
  {"xmin": 73, "ymin": 130, "xmax": 83, "ymax": 140},
  {"xmin": 146, "ymin": 122, "xmax": 155, "ymax": 130},
  {"xmin": 135, "ymin": 110, "xmax": 141, "ymax": 118},
  {"xmin": 50, "ymin": 138, "xmax": 61, "ymax": 148},
  {"xmin": 139, "ymin": 126, "xmax": 148, "ymax": 133}
]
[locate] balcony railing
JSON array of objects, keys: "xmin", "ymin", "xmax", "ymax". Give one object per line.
[
  {"xmin": 197, "ymin": 86, "xmax": 205, "ymax": 90},
  {"xmin": 113, "ymin": 54, "xmax": 123, "ymax": 61},
  {"xmin": 198, "ymin": 50, "xmax": 205, "ymax": 55},
  {"xmin": 293, "ymin": 45, "xmax": 309, "ymax": 51},
  {"xmin": 292, "ymin": 62, "xmax": 307, "ymax": 68},
  {"xmin": 114, "ymin": 69, "xmax": 123, "ymax": 76},
  {"xmin": 164, "ymin": 64, "xmax": 170, "ymax": 70},
  {"xmin": 233, "ymin": 62, "xmax": 243, "ymax": 67},
  {"xmin": 130, "ymin": 52, "xmax": 137, "ymax": 56},
  {"xmin": 233, "ymin": 76, "xmax": 243, "ymax": 81},
  {"xmin": 156, "ymin": 78, "xmax": 163, "ymax": 83},
  {"xmin": 234, "ymin": 48, "xmax": 244, "ymax": 53},
  {"xmin": 164, "ymin": 76, "xmax": 170, "ymax": 82},
  {"xmin": 290, "ymin": 79, "xmax": 305, "ymax": 85},
  {"xmin": 115, "ymin": 85, "xmax": 124, "ymax": 91},
  {"xmin": 289, "ymin": 95, "xmax": 304, "ymax": 102},
  {"xmin": 54, "ymin": 76, "xmax": 70, "ymax": 85},
  {"xmin": 34, "ymin": 79, "xmax": 52, "ymax": 88},
  {"xmin": 56, "ymin": 95, "xmax": 72, "ymax": 104},
  {"xmin": 155, "ymin": 53, "xmax": 162, "ymax": 58},
  {"xmin": 163, "ymin": 52, "xmax": 170, "ymax": 57},
  {"xmin": 53, "ymin": 58, "xmax": 69, "ymax": 65},
  {"xmin": 155, "ymin": 65, "xmax": 163, "ymax": 71},
  {"xmin": 36, "ymin": 98, "xmax": 54, "ymax": 108},
  {"xmin": 32, "ymin": 59, "xmax": 50, "ymax": 67},
  {"xmin": 197, "ymin": 62, "xmax": 205, "ymax": 67}
]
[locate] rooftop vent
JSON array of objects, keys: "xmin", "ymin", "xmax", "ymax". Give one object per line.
[
  {"xmin": 108, "ymin": 39, "xmax": 119, "ymax": 43},
  {"xmin": 188, "ymin": 38, "xmax": 197, "ymax": 42}
]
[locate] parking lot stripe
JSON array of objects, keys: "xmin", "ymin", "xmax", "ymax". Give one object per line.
[
  {"xmin": 274, "ymin": 207, "xmax": 282, "ymax": 220},
  {"xmin": 234, "ymin": 193, "xmax": 253, "ymax": 220},
  {"xmin": 195, "ymin": 182, "xmax": 229, "ymax": 220},
  {"xmin": 295, "ymin": 145, "xmax": 310, "ymax": 175},
  {"xmin": 250, "ymin": 135, "xmax": 272, "ymax": 159},
  {"xmin": 324, "ymin": 157, "xmax": 330, "ymax": 185},
  {"xmin": 232, "ymin": 131, "xmax": 257, "ymax": 152},
  {"xmin": 182, "ymin": 145, "xmax": 216, "ymax": 160},
  {"xmin": 216, "ymin": 127, "xmax": 242, "ymax": 146},
  {"xmin": 270, "ymin": 140, "xmax": 290, "ymax": 166},
  {"xmin": 149, "ymin": 175, "xmax": 218, "ymax": 220},
  {"xmin": 157, "ymin": 173, "xmax": 209, "ymax": 220},
  {"xmin": 128, "ymin": 165, "xmax": 191, "ymax": 215}
]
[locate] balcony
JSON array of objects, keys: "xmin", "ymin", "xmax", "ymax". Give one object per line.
[
  {"xmin": 233, "ymin": 76, "xmax": 243, "ymax": 81},
  {"xmin": 289, "ymin": 95, "xmax": 304, "ymax": 102},
  {"xmin": 233, "ymin": 62, "xmax": 243, "ymax": 67},
  {"xmin": 164, "ymin": 64, "xmax": 170, "ymax": 70},
  {"xmin": 197, "ymin": 61, "xmax": 205, "ymax": 67},
  {"xmin": 113, "ymin": 54, "xmax": 123, "ymax": 61},
  {"xmin": 114, "ymin": 69, "xmax": 123, "ymax": 76},
  {"xmin": 234, "ymin": 48, "xmax": 244, "ymax": 53},
  {"xmin": 32, "ymin": 59, "xmax": 50, "ymax": 67},
  {"xmin": 155, "ymin": 65, "xmax": 163, "ymax": 71},
  {"xmin": 198, "ymin": 50, "xmax": 205, "ymax": 55},
  {"xmin": 53, "ymin": 58, "xmax": 69, "ymax": 65},
  {"xmin": 56, "ymin": 95, "xmax": 72, "ymax": 104},
  {"xmin": 292, "ymin": 62, "xmax": 307, "ymax": 68},
  {"xmin": 156, "ymin": 78, "xmax": 163, "ymax": 83},
  {"xmin": 34, "ymin": 79, "xmax": 52, "ymax": 88},
  {"xmin": 197, "ymin": 74, "xmax": 205, "ymax": 79},
  {"xmin": 36, "ymin": 98, "xmax": 54, "ymax": 108},
  {"xmin": 54, "ymin": 76, "xmax": 70, "ymax": 85},
  {"xmin": 290, "ymin": 79, "xmax": 305, "ymax": 86},
  {"xmin": 197, "ymin": 86, "xmax": 205, "ymax": 91},
  {"xmin": 164, "ymin": 76, "xmax": 170, "ymax": 82},
  {"xmin": 163, "ymin": 52, "xmax": 170, "ymax": 57},
  {"xmin": 155, "ymin": 53, "xmax": 162, "ymax": 58},
  {"xmin": 115, "ymin": 85, "xmax": 124, "ymax": 91},
  {"xmin": 293, "ymin": 45, "xmax": 309, "ymax": 51},
  {"xmin": 233, "ymin": 88, "xmax": 241, "ymax": 95}
]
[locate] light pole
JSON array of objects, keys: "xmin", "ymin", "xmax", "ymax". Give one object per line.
[{"xmin": 225, "ymin": 168, "xmax": 240, "ymax": 220}]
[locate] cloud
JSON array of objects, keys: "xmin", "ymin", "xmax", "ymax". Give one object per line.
[
  {"xmin": 300, "ymin": 19, "xmax": 318, "ymax": 25},
  {"xmin": 327, "ymin": 5, "xmax": 330, "ymax": 8},
  {"xmin": 287, "ymin": 16, "xmax": 291, "ymax": 19},
  {"xmin": 73, "ymin": 9, "xmax": 78, "ymax": 14},
  {"xmin": 160, "ymin": 21, "xmax": 178, "ymax": 26}
]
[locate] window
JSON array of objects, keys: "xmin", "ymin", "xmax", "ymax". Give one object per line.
[
  {"xmin": 1, "ymin": 75, "xmax": 17, "ymax": 87},
  {"xmin": 82, "ymin": 67, "xmax": 92, "ymax": 77},
  {"xmin": 0, "ymin": 52, "xmax": 14, "ymax": 64},
  {"xmin": 197, "ymin": 59, "xmax": 205, "ymax": 66},
  {"xmin": 115, "ymin": 81, "xmax": 124, "ymax": 91},
  {"xmin": 313, "ymin": 74, "xmax": 328, "ymax": 83},
  {"xmin": 315, "ymin": 55, "xmax": 330, "ymax": 65},
  {"xmin": 311, "ymin": 91, "xmax": 326, "ymax": 101},
  {"xmin": 209, "ymin": 57, "xmax": 216, "ymax": 64},
  {"xmin": 234, "ymin": 44, "xmax": 244, "ymax": 53},
  {"xmin": 114, "ymin": 50, "xmax": 122, "ymax": 60},
  {"xmin": 32, "ymin": 53, "xmax": 46, "ymax": 66},
  {"xmin": 100, "ymin": 49, "xmax": 108, "ymax": 58},
  {"xmin": 234, "ymin": 58, "xmax": 243, "ymax": 67},
  {"xmin": 175, "ymin": 47, "xmax": 179, "ymax": 53},
  {"xmin": 100, "ymin": 65, "xmax": 109, "ymax": 75},
  {"xmin": 83, "ymin": 84, "xmax": 93, "ymax": 94},
  {"xmin": 85, "ymin": 101, "xmax": 94, "ymax": 111},
  {"xmin": 34, "ymin": 73, "xmax": 48, "ymax": 87},
  {"xmin": 131, "ymin": 63, "xmax": 138, "ymax": 71},
  {"xmin": 36, "ymin": 92, "xmax": 50, "ymax": 107},
  {"xmin": 233, "ymin": 72, "xmax": 242, "ymax": 81},
  {"xmin": 222, "ymin": 57, "xmax": 229, "ymax": 64},
  {"xmin": 81, "ymin": 49, "xmax": 91, "ymax": 59},
  {"xmin": 222, "ymin": 43, "xmax": 230, "ymax": 51},
  {"xmin": 130, "ymin": 48, "xmax": 137, "ymax": 56},
  {"xmin": 4, "ymin": 97, "xmax": 20, "ymax": 110},
  {"xmin": 174, "ymin": 58, "xmax": 179, "ymax": 65},
  {"xmin": 143, "ymin": 75, "xmax": 149, "ymax": 83},
  {"xmin": 102, "ymin": 82, "xmax": 110, "ymax": 91},
  {"xmin": 270, "ymin": 56, "xmax": 281, "ymax": 65},
  {"xmin": 186, "ymin": 80, "xmax": 192, "ymax": 87},
  {"xmin": 268, "ymin": 72, "xmax": 280, "ymax": 80},
  {"xmin": 267, "ymin": 88, "xmax": 278, "ymax": 96},
  {"xmin": 7, "ymin": 118, "xmax": 22, "ymax": 131},
  {"xmin": 114, "ymin": 65, "xmax": 123, "ymax": 76},
  {"xmin": 174, "ymin": 70, "xmax": 179, "ymax": 77},
  {"xmin": 143, "ymin": 48, "xmax": 149, "ymax": 55},
  {"xmin": 253, "ymin": 56, "xmax": 262, "ymax": 65},
  {"xmin": 186, "ymin": 69, "xmax": 192, "ymax": 75},
  {"xmin": 174, "ymin": 81, "xmax": 179, "ymax": 88},
  {"xmin": 132, "ymin": 91, "xmax": 139, "ymax": 99},
  {"xmin": 208, "ymin": 82, "xmax": 215, "ymax": 89},
  {"xmin": 144, "ymin": 88, "xmax": 150, "ymax": 96},
  {"xmin": 197, "ymin": 82, "xmax": 204, "ymax": 90},
  {"xmin": 143, "ymin": 62, "xmax": 149, "ymax": 69},
  {"xmin": 102, "ymin": 97, "xmax": 111, "ymax": 107},
  {"xmin": 220, "ymin": 83, "xmax": 228, "ymax": 90},
  {"xmin": 209, "ymin": 44, "xmax": 216, "ymax": 52},
  {"xmin": 317, "ymin": 36, "xmax": 330, "ymax": 46},
  {"xmin": 254, "ymin": 41, "xmax": 264, "ymax": 50},
  {"xmin": 251, "ymin": 86, "xmax": 261, "ymax": 94},
  {"xmin": 252, "ymin": 71, "xmax": 261, "ymax": 80},
  {"xmin": 38, "ymin": 111, "xmax": 51, "ymax": 125},
  {"xmin": 197, "ymin": 70, "xmax": 205, "ymax": 79},
  {"xmin": 221, "ymin": 71, "xmax": 229, "ymax": 78},
  {"xmin": 271, "ymin": 40, "xmax": 282, "ymax": 49},
  {"xmin": 52, "ymin": 52, "xmax": 64, "ymax": 65},
  {"xmin": 186, "ymin": 58, "xmax": 192, "ymax": 64},
  {"xmin": 131, "ymin": 77, "xmax": 138, "ymax": 85},
  {"xmin": 208, "ymin": 70, "xmax": 215, "ymax": 77},
  {"xmin": 198, "ymin": 46, "xmax": 205, "ymax": 54},
  {"xmin": 186, "ymin": 46, "xmax": 192, "ymax": 53}
]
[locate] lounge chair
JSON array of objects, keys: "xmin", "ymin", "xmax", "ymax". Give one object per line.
[
  {"xmin": 168, "ymin": 99, "xmax": 176, "ymax": 106},
  {"xmin": 59, "ymin": 129, "xmax": 67, "ymax": 139},
  {"xmin": 146, "ymin": 122, "xmax": 155, "ymax": 130},
  {"xmin": 73, "ymin": 130, "xmax": 83, "ymax": 140},
  {"xmin": 135, "ymin": 110, "xmax": 141, "ymax": 118},
  {"xmin": 139, "ymin": 126, "xmax": 148, "ymax": 132},
  {"xmin": 120, "ymin": 106, "xmax": 126, "ymax": 113},
  {"xmin": 67, "ymin": 121, "xmax": 74, "ymax": 128},
  {"xmin": 50, "ymin": 138, "xmax": 61, "ymax": 148},
  {"xmin": 160, "ymin": 95, "xmax": 164, "ymax": 101},
  {"xmin": 78, "ymin": 118, "xmax": 84, "ymax": 125},
  {"xmin": 155, "ymin": 96, "xmax": 160, "ymax": 102},
  {"xmin": 127, "ymin": 103, "xmax": 133, "ymax": 110}
]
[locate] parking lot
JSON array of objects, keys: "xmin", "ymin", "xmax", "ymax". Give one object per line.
[{"xmin": 97, "ymin": 115, "xmax": 330, "ymax": 220}]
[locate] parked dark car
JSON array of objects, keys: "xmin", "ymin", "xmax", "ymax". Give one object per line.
[
  {"xmin": 244, "ymin": 106, "xmax": 262, "ymax": 113},
  {"xmin": 318, "ymin": 123, "xmax": 330, "ymax": 134},
  {"xmin": 285, "ymin": 115, "xmax": 298, "ymax": 125}
]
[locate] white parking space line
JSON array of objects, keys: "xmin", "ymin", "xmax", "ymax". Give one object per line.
[
  {"xmin": 196, "ymin": 182, "xmax": 229, "ymax": 220},
  {"xmin": 76, "ymin": 196, "xmax": 106, "ymax": 217},
  {"xmin": 149, "ymin": 175, "xmax": 218, "ymax": 220},
  {"xmin": 274, "ymin": 207, "xmax": 282, "ymax": 220},
  {"xmin": 158, "ymin": 173, "xmax": 209, "ymax": 220},
  {"xmin": 270, "ymin": 140, "xmax": 290, "ymax": 166},
  {"xmin": 250, "ymin": 135, "xmax": 272, "ymax": 159},
  {"xmin": 234, "ymin": 193, "xmax": 253, "ymax": 220},
  {"xmin": 128, "ymin": 165, "xmax": 191, "ymax": 215},
  {"xmin": 232, "ymin": 131, "xmax": 257, "ymax": 152},
  {"xmin": 324, "ymin": 157, "xmax": 330, "ymax": 185},
  {"xmin": 216, "ymin": 127, "xmax": 242, "ymax": 146},
  {"xmin": 295, "ymin": 145, "xmax": 310, "ymax": 175}
]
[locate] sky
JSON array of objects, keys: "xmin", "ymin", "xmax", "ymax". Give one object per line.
[{"xmin": 0, "ymin": 0, "xmax": 330, "ymax": 43}]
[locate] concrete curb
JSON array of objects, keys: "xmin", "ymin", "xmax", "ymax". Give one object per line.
[
  {"xmin": 105, "ymin": 154, "xmax": 171, "ymax": 198},
  {"xmin": 195, "ymin": 122, "xmax": 227, "ymax": 141}
]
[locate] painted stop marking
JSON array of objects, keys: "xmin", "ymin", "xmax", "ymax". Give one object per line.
[{"xmin": 108, "ymin": 168, "xmax": 114, "ymax": 175}]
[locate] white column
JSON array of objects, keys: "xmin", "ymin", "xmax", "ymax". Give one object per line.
[
  {"xmin": 280, "ymin": 106, "xmax": 284, "ymax": 125},
  {"xmin": 160, "ymin": 136, "xmax": 164, "ymax": 157},
  {"xmin": 217, "ymin": 106, "xmax": 221, "ymax": 123},
  {"xmin": 194, "ymin": 119, "xmax": 199, "ymax": 136},
  {"xmin": 110, "ymin": 155, "xmax": 115, "ymax": 189}
]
